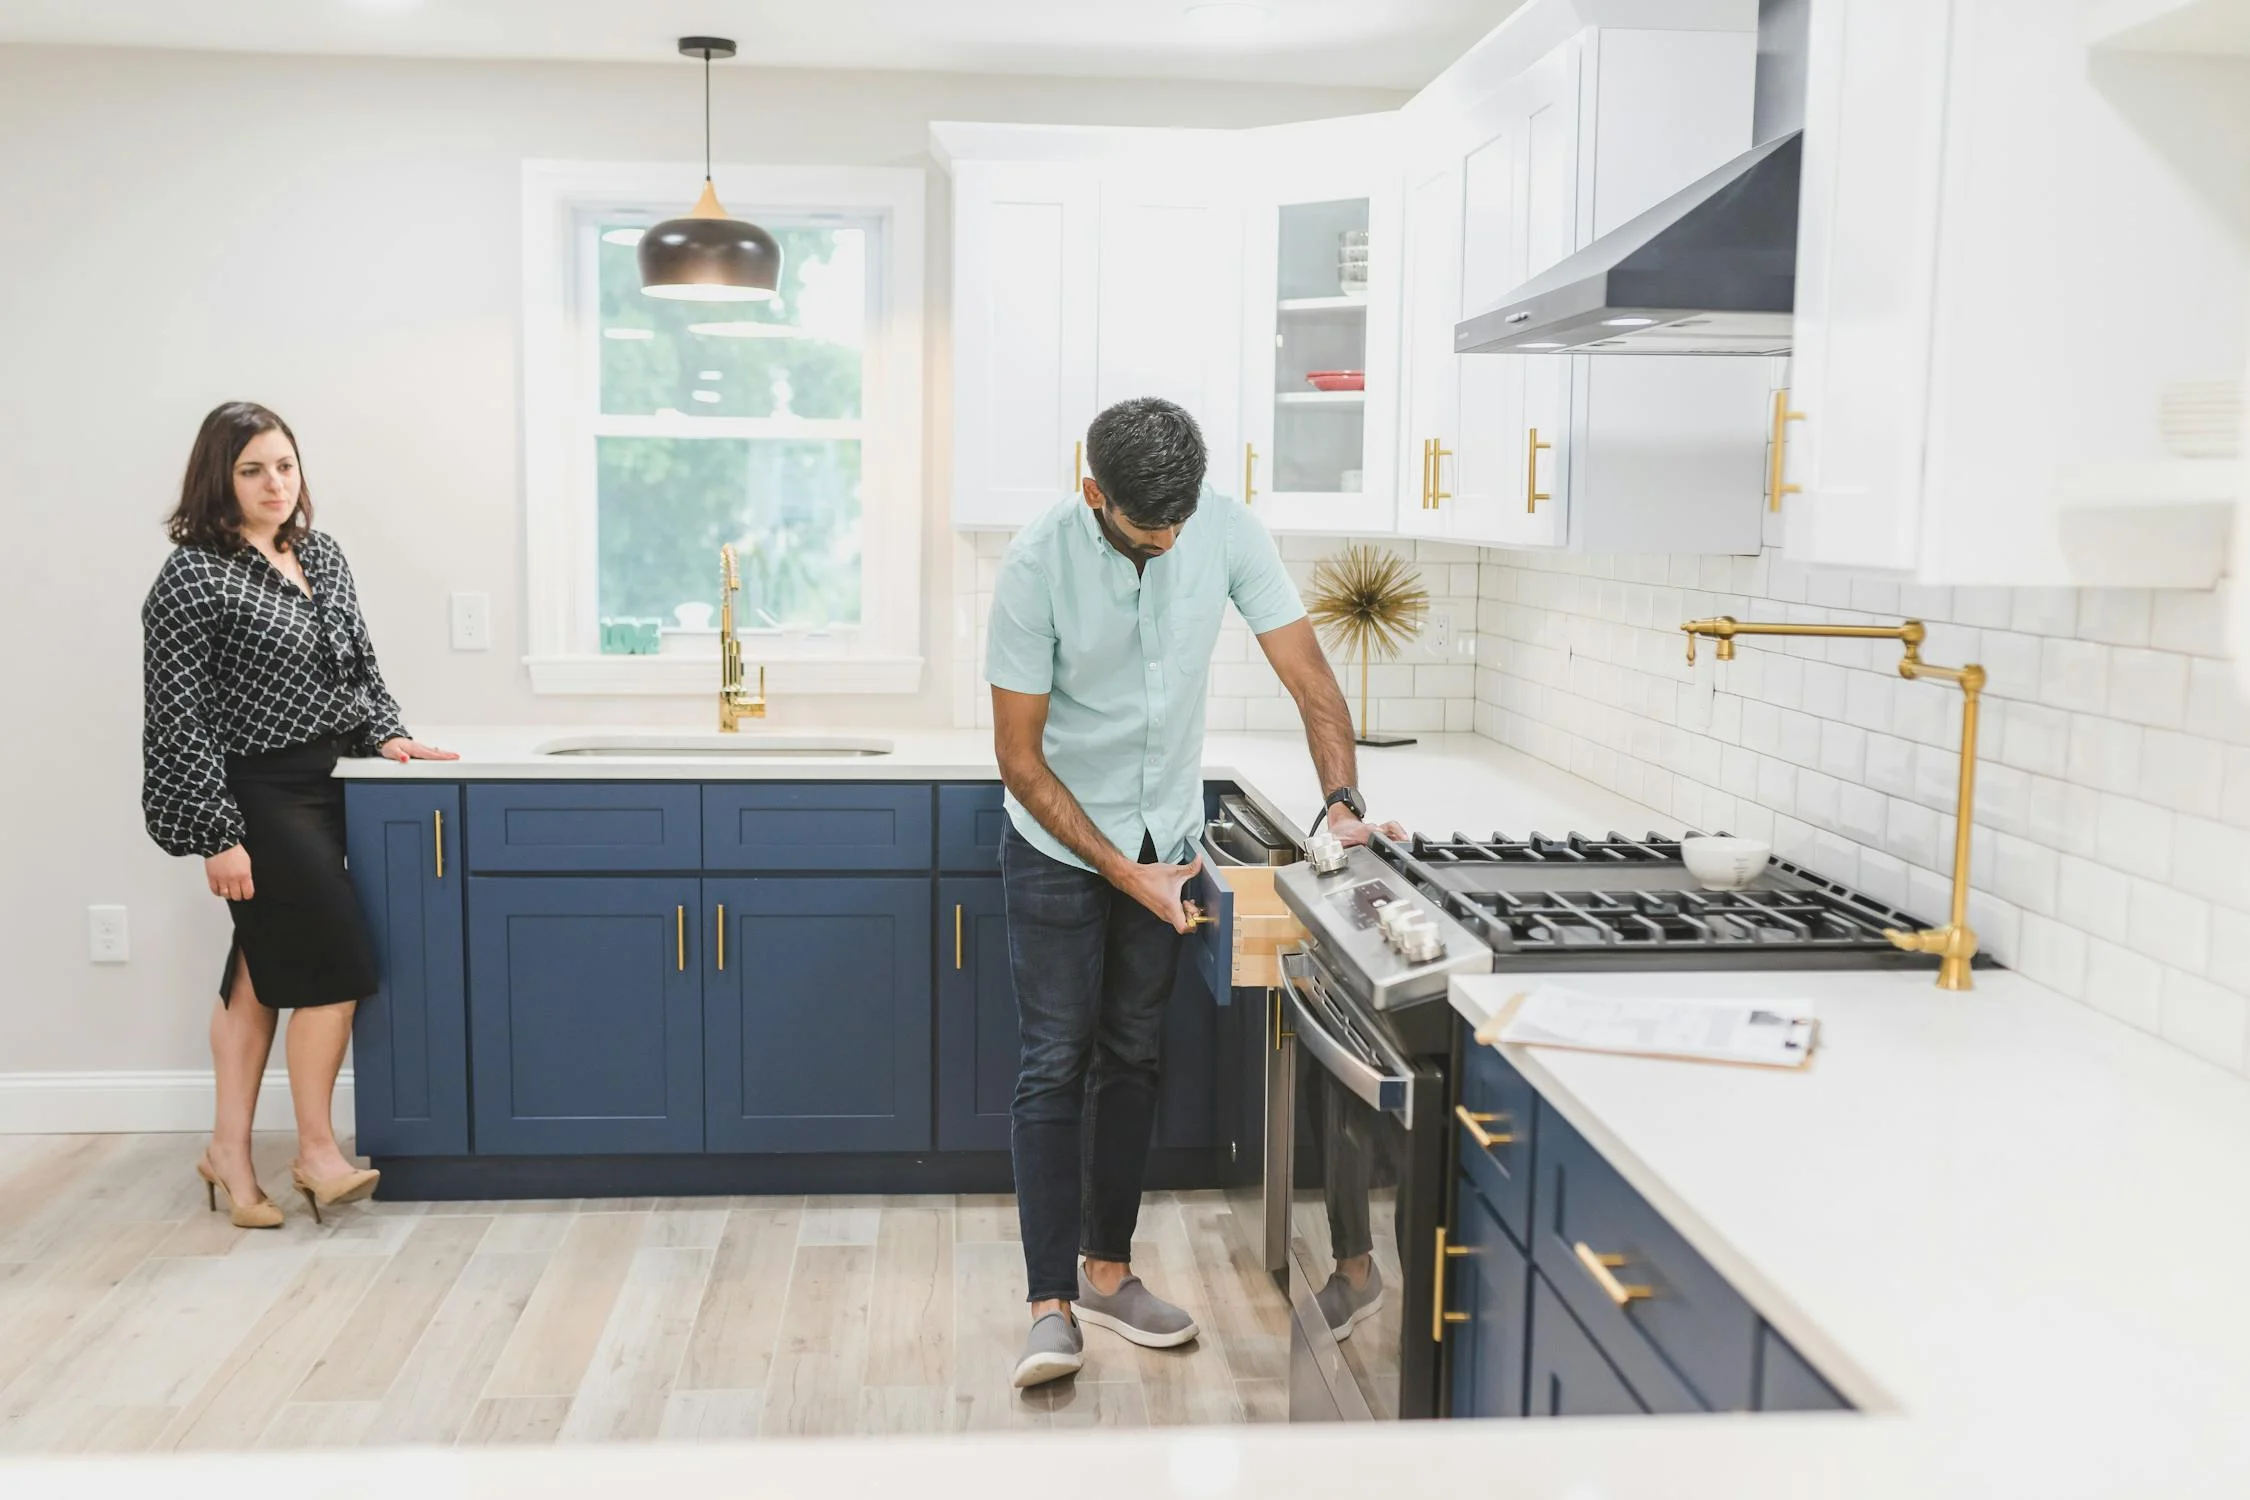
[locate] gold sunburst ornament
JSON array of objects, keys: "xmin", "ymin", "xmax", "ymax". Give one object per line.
[{"xmin": 1306, "ymin": 544, "xmax": 1429, "ymax": 748}]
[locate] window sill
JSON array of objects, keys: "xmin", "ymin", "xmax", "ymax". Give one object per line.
[{"xmin": 526, "ymin": 655, "xmax": 925, "ymax": 696}]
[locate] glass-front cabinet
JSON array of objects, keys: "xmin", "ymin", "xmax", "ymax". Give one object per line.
[{"xmin": 1238, "ymin": 116, "xmax": 1402, "ymax": 535}]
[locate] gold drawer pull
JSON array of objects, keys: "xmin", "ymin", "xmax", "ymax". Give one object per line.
[
  {"xmin": 1525, "ymin": 427, "xmax": 1553, "ymax": 512},
  {"xmin": 1432, "ymin": 1227, "xmax": 1471, "ymax": 1341},
  {"xmin": 1573, "ymin": 1241, "xmax": 1652, "ymax": 1307},
  {"xmin": 1073, "ymin": 439, "xmax": 1083, "ymax": 491},
  {"xmin": 717, "ymin": 904, "xmax": 726, "ymax": 971},
  {"xmin": 1184, "ymin": 902, "xmax": 1215, "ymax": 929},
  {"xmin": 676, "ymin": 905, "xmax": 685, "ymax": 972},
  {"xmin": 1454, "ymin": 1105, "xmax": 1515, "ymax": 1151},
  {"xmin": 1768, "ymin": 388, "xmax": 1805, "ymax": 511},
  {"xmin": 954, "ymin": 902, "xmax": 964, "ymax": 971},
  {"xmin": 433, "ymin": 810, "xmax": 444, "ymax": 879},
  {"xmin": 1430, "ymin": 439, "xmax": 1452, "ymax": 509},
  {"xmin": 1243, "ymin": 443, "xmax": 1258, "ymax": 508}
]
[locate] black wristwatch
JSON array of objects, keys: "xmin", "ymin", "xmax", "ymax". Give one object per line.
[{"xmin": 1315, "ymin": 786, "xmax": 1366, "ymax": 830}]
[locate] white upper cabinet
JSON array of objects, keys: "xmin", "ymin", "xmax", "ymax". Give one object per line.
[
  {"xmin": 1234, "ymin": 114, "xmax": 1403, "ymax": 534},
  {"xmin": 939, "ymin": 129, "xmax": 1241, "ymax": 531},
  {"xmin": 1784, "ymin": 0, "xmax": 2248, "ymax": 587},
  {"xmin": 1395, "ymin": 4, "xmax": 1771, "ymax": 553},
  {"xmin": 947, "ymin": 159, "xmax": 1099, "ymax": 532}
]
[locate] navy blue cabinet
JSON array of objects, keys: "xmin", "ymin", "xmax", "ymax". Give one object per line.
[
  {"xmin": 1758, "ymin": 1326, "xmax": 1849, "ymax": 1412},
  {"xmin": 466, "ymin": 876, "xmax": 704, "ymax": 1154},
  {"xmin": 704, "ymin": 877, "xmax": 932, "ymax": 1152},
  {"xmin": 938, "ymin": 784, "xmax": 1009, "ymax": 870},
  {"xmin": 1528, "ymin": 1272, "xmax": 1647, "ymax": 1417},
  {"xmin": 937, "ymin": 876, "xmax": 1016, "ymax": 1151},
  {"xmin": 465, "ymin": 783, "xmax": 701, "ymax": 871},
  {"xmin": 1448, "ymin": 1177, "xmax": 1531, "ymax": 1419},
  {"xmin": 345, "ymin": 783, "xmax": 468, "ymax": 1157},
  {"xmin": 1155, "ymin": 948, "xmax": 1216, "ymax": 1151},
  {"xmin": 703, "ymin": 784, "xmax": 933, "ymax": 871}
]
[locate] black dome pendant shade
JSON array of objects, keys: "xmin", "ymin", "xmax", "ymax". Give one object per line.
[{"xmin": 639, "ymin": 36, "xmax": 781, "ymax": 302}]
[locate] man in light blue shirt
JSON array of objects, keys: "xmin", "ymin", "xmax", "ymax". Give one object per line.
[{"xmin": 985, "ymin": 397, "xmax": 1400, "ymax": 1388}]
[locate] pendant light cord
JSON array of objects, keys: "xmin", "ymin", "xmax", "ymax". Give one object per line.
[{"xmin": 702, "ymin": 48, "xmax": 712, "ymax": 183}]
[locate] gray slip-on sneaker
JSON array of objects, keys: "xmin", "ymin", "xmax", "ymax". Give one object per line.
[
  {"xmin": 1316, "ymin": 1264, "xmax": 1385, "ymax": 1340},
  {"xmin": 1012, "ymin": 1312, "xmax": 1085, "ymax": 1389},
  {"xmin": 1075, "ymin": 1266, "xmax": 1200, "ymax": 1349}
]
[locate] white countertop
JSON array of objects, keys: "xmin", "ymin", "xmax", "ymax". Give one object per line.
[{"xmin": 22, "ymin": 731, "xmax": 2250, "ymax": 1494}]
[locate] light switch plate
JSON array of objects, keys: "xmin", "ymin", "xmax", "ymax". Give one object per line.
[
  {"xmin": 88, "ymin": 905, "xmax": 128, "ymax": 963},
  {"xmin": 450, "ymin": 591, "xmax": 491, "ymax": 651}
]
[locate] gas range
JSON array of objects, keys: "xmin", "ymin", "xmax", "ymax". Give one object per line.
[{"xmin": 1276, "ymin": 829, "xmax": 1974, "ymax": 1013}]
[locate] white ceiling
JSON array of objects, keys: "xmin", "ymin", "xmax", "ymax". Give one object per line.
[{"xmin": 0, "ymin": 0, "xmax": 1526, "ymax": 89}]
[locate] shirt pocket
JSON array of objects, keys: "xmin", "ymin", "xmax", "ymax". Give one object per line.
[{"xmin": 1162, "ymin": 598, "xmax": 1227, "ymax": 672}]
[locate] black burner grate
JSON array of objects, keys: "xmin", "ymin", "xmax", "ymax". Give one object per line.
[
  {"xmin": 1447, "ymin": 886, "xmax": 1902, "ymax": 951},
  {"xmin": 1407, "ymin": 830, "xmax": 1681, "ymax": 865}
]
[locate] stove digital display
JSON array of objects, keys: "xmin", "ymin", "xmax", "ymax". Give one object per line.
[{"xmin": 1328, "ymin": 880, "xmax": 1408, "ymax": 932}]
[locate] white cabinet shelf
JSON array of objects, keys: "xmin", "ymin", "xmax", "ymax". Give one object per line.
[
  {"xmin": 1277, "ymin": 390, "xmax": 1365, "ymax": 406},
  {"xmin": 2086, "ymin": 0, "xmax": 2250, "ymax": 52},
  {"xmin": 1277, "ymin": 296, "xmax": 1369, "ymax": 313}
]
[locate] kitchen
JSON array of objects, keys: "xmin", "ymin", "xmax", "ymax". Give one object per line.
[{"xmin": 4, "ymin": 0, "xmax": 2250, "ymax": 1493}]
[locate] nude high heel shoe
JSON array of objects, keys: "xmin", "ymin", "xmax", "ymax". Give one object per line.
[
  {"xmin": 291, "ymin": 1163, "xmax": 380, "ymax": 1223},
  {"xmin": 196, "ymin": 1153, "xmax": 284, "ymax": 1229}
]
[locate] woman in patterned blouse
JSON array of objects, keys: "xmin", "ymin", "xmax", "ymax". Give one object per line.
[{"xmin": 142, "ymin": 402, "xmax": 454, "ymax": 1227}]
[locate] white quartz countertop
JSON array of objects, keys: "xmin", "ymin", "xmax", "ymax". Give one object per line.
[
  {"xmin": 333, "ymin": 727, "xmax": 1682, "ymax": 847},
  {"xmin": 27, "ymin": 733, "xmax": 2248, "ymax": 1494}
]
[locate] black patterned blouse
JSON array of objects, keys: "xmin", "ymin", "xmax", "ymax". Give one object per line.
[{"xmin": 141, "ymin": 530, "xmax": 409, "ymax": 858}]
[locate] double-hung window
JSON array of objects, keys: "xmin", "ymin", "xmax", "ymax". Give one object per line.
[{"xmin": 522, "ymin": 162, "xmax": 926, "ymax": 694}]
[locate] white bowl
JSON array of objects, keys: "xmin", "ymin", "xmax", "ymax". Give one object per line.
[{"xmin": 1681, "ymin": 835, "xmax": 1772, "ymax": 891}]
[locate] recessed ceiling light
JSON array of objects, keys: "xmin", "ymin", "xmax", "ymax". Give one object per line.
[
  {"xmin": 603, "ymin": 327, "xmax": 655, "ymax": 340},
  {"xmin": 1519, "ymin": 341, "xmax": 1564, "ymax": 350},
  {"xmin": 691, "ymin": 390, "xmax": 722, "ymax": 404},
  {"xmin": 1601, "ymin": 316, "xmax": 1658, "ymax": 327},
  {"xmin": 602, "ymin": 227, "xmax": 647, "ymax": 246},
  {"xmin": 1185, "ymin": 3, "xmax": 1272, "ymax": 39}
]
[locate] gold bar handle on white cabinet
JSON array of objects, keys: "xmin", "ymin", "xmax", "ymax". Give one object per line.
[
  {"xmin": 433, "ymin": 810, "xmax": 443, "ymax": 879},
  {"xmin": 1768, "ymin": 389, "xmax": 1805, "ymax": 511},
  {"xmin": 1243, "ymin": 443, "xmax": 1258, "ymax": 508},
  {"xmin": 1073, "ymin": 439, "xmax": 1083, "ymax": 492},
  {"xmin": 1525, "ymin": 427, "xmax": 1553, "ymax": 512},
  {"xmin": 1430, "ymin": 439, "xmax": 1451, "ymax": 509}
]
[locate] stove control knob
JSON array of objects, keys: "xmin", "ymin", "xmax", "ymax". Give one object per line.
[
  {"xmin": 1306, "ymin": 829, "xmax": 1349, "ymax": 875},
  {"xmin": 1377, "ymin": 902, "xmax": 1416, "ymax": 943},
  {"xmin": 1398, "ymin": 922, "xmax": 1444, "ymax": 963}
]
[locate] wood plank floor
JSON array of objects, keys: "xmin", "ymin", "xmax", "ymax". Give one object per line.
[{"xmin": 0, "ymin": 1134, "xmax": 1288, "ymax": 1453}]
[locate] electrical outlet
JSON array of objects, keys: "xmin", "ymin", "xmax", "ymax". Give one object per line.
[
  {"xmin": 450, "ymin": 591, "xmax": 491, "ymax": 651},
  {"xmin": 88, "ymin": 905, "xmax": 128, "ymax": 964},
  {"xmin": 1427, "ymin": 608, "xmax": 1452, "ymax": 654}
]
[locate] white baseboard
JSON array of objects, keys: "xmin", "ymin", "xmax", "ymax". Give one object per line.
[{"xmin": 0, "ymin": 1069, "xmax": 355, "ymax": 1135}]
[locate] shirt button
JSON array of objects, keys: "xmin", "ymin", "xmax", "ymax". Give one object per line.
[{"xmin": 1147, "ymin": 661, "xmax": 1160, "ymax": 672}]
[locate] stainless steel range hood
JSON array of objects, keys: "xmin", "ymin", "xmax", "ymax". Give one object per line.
[{"xmin": 1456, "ymin": 0, "xmax": 1808, "ymax": 357}]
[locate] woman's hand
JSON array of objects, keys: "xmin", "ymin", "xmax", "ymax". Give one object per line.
[
  {"xmin": 206, "ymin": 844, "xmax": 254, "ymax": 902},
  {"xmin": 379, "ymin": 737, "xmax": 461, "ymax": 764}
]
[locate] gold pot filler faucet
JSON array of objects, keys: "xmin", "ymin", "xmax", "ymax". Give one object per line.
[
  {"xmin": 1679, "ymin": 616, "xmax": 1987, "ymax": 991},
  {"xmin": 718, "ymin": 544, "xmax": 766, "ymax": 731}
]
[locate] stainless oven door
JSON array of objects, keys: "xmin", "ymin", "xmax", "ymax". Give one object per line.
[{"xmin": 1278, "ymin": 946, "xmax": 1446, "ymax": 1421}]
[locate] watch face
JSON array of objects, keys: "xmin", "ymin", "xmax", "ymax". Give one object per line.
[{"xmin": 1332, "ymin": 787, "xmax": 1365, "ymax": 818}]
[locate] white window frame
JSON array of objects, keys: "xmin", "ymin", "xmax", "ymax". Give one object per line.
[{"xmin": 521, "ymin": 160, "xmax": 926, "ymax": 695}]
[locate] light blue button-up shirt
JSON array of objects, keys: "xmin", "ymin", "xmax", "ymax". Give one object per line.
[{"xmin": 985, "ymin": 489, "xmax": 1306, "ymax": 871}]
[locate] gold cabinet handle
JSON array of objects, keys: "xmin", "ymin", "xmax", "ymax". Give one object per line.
[
  {"xmin": 433, "ymin": 810, "xmax": 443, "ymax": 880},
  {"xmin": 954, "ymin": 903, "xmax": 964, "ymax": 971},
  {"xmin": 1431, "ymin": 439, "xmax": 1452, "ymax": 509},
  {"xmin": 717, "ymin": 904, "xmax": 726, "ymax": 971},
  {"xmin": 1184, "ymin": 900, "xmax": 1215, "ymax": 930},
  {"xmin": 676, "ymin": 905, "xmax": 685, "ymax": 972},
  {"xmin": 1525, "ymin": 427, "xmax": 1553, "ymax": 512},
  {"xmin": 1572, "ymin": 1241, "xmax": 1652, "ymax": 1307},
  {"xmin": 1243, "ymin": 443, "xmax": 1258, "ymax": 508},
  {"xmin": 1431, "ymin": 1227, "xmax": 1471, "ymax": 1341},
  {"xmin": 1454, "ymin": 1105, "xmax": 1515, "ymax": 1151},
  {"xmin": 1073, "ymin": 439, "xmax": 1084, "ymax": 492},
  {"xmin": 1768, "ymin": 388, "xmax": 1806, "ymax": 511}
]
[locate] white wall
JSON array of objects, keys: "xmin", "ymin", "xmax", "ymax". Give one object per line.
[{"xmin": 0, "ymin": 43, "xmax": 1400, "ymax": 1088}]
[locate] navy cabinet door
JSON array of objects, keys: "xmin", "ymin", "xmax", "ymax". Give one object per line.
[
  {"xmin": 345, "ymin": 783, "xmax": 468, "ymax": 1156},
  {"xmin": 1155, "ymin": 948, "xmax": 1216, "ymax": 1151},
  {"xmin": 1448, "ymin": 1178, "xmax": 1530, "ymax": 1419},
  {"xmin": 466, "ymin": 877, "xmax": 703, "ymax": 1155},
  {"xmin": 1527, "ymin": 1272, "xmax": 1647, "ymax": 1417},
  {"xmin": 938, "ymin": 877, "xmax": 1016, "ymax": 1151},
  {"xmin": 705, "ymin": 877, "xmax": 933, "ymax": 1152},
  {"xmin": 465, "ymin": 783, "xmax": 700, "ymax": 872},
  {"xmin": 1757, "ymin": 1326, "xmax": 1850, "ymax": 1412},
  {"xmin": 702, "ymin": 784, "xmax": 933, "ymax": 870},
  {"xmin": 937, "ymin": 784, "xmax": 1009, "ymax": 871}
]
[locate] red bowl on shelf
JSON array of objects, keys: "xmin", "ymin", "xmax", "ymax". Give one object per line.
[{"xmin": 1305, "ymin": 370, "xmax": 1365, "ymax": 392}]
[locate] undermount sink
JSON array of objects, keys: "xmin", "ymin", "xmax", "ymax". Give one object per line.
[{"xmin": 536, "ymin": 733, "xmax": 895, "ymax": 759}]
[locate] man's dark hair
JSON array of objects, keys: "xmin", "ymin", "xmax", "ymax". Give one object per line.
[{"xmin": 1085, "ymin": 396, "xmax": 1206, "ymax": 529}]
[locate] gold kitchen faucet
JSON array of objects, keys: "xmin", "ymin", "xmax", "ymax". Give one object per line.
[
  {"xmin": 718, "ymin": 544, "xmax": 767, "ymax": 731},
  {"xmin": 1680, "ymin": 615, "xmax": 1986, "ymax": 992}
]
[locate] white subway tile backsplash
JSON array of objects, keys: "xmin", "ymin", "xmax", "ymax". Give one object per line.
[
  {"xmin": 2076, "ymin": 589, "xmax": 2153, "ymax": 648},
  {"xmin": 1845, "ymin": 672, "xmax": 1892, "ymax": 734},
  {"xmin": 2225, "ymin": 748, "xmax": 2250, "ymax": 830},
  {"xmin": 2151, "ymin": 587, "xmax": 2225, "ymax": 657},
  {"xmin": 1950, "ymin": 586, "xmax": 2014, "ymax": 629},
  {"xmin": 2000, "ymin": 701, "xmax": 2071, "ymax": 778},
  {"xmin": 2016, "ymin": 914, "xmax": 2088, "ymax": 998},
  {"xmin": 2126, "ymin": 878, "xmax": 2211, "ymax": 972},
  {"xmin": 2174, "ymin": 816, "xmax": 2250, "ymax": 912},
  {"xmin": 2012, "ymin": 587, "xmax": 2079, "ymax": 638},
  {"xmin": 2106, "ymin": 648, "xmax": 2190, "ymax": 729},
  {"xmin": 1865, "ymin": 733, "xmax": 1915, "ymax": 799},
  {"xmin": 2140, "ymin": 729, "xmax": 2225, "ymax": 818},
  {"xmin": 1979, "ymin": 630, "xmax": 2046, "ymax": 705},
  {"xmin": 2094, "ymin": 794, "xmax": 2174, "ymax": 881},
  {"xmin": 2066, "ymin": 715, "xmax": 2143, "ymax": 795},
  {"xmin": 2211, "ymin": 909, "xmax": 2250, "ymax": 992},
  {"xmin": 1820, "ymin": 721, "xmax": 1867, "ymax": 783},
  {"xmin": 2038, "ymin": 638, "xmax": 2110, "ymax": 714},
  {"xmin": 1993, "ymin": 833, "xmax": 2059, "ymax": 916},
  {"xmin": 2160, "ymin": 969, "xmax": 2247, "ymax": 1071},
  {"xmin": 2084, "ymin": 939, "xmax": 2163, "ymax": 1031},
  {"xmin": 1838, "ymin": 783, "xmax": 1887, "ymax": 848},
  {"xmin": 2187, "ymin": 659, "xmax": 2250, "ymax": 745},
  {"xmin": 1800, "ymin": 661, "xmax": 1848, "ymax": 721}
]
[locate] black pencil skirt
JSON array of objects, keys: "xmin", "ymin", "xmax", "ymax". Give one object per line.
[{"xmin": 218, "ymin": 735, "xmax": 378, "ymax": 1010}]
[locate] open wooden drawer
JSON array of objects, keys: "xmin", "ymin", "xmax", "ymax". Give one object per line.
[{"xmin": 1187, "ymin": 841, "xmax": 1306, "ymax": 997}]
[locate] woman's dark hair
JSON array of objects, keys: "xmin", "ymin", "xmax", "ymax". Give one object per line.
[
  {"xmin": 166, "ymin": 401, "xmax": 312, "ymax": 552},
  {"xmin": 1086, "ymin": 396, "xmax": 1206, "ymax": 529}
]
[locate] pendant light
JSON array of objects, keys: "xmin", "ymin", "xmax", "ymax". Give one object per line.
[{"xmin": 639, "ymin": 37, "xmax": 782, "ymax": 302}]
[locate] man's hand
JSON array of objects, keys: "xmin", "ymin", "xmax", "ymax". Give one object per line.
[
  {"xmin": 1327, "ymin": 807, "xmax": 1406, "ymax": 849},
  {"xmin": 1113, "ymin": 853, "xmax": 1205, "ymax": 933}
]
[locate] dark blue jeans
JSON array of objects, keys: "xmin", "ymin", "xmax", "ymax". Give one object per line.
[{"xmin": 1002, "ymin": 824, "xmax": 1183, "ymax": 1304}]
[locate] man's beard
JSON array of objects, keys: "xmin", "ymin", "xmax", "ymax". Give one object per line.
[{"xmin": 1096, "ymin": 504, "xmax": 1166, "ymax": 563}]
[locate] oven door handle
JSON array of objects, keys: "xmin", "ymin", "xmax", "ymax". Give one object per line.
[{"xmin": 1279, "ymin": 946, "xmax": 1413, "ymax": 1119}]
